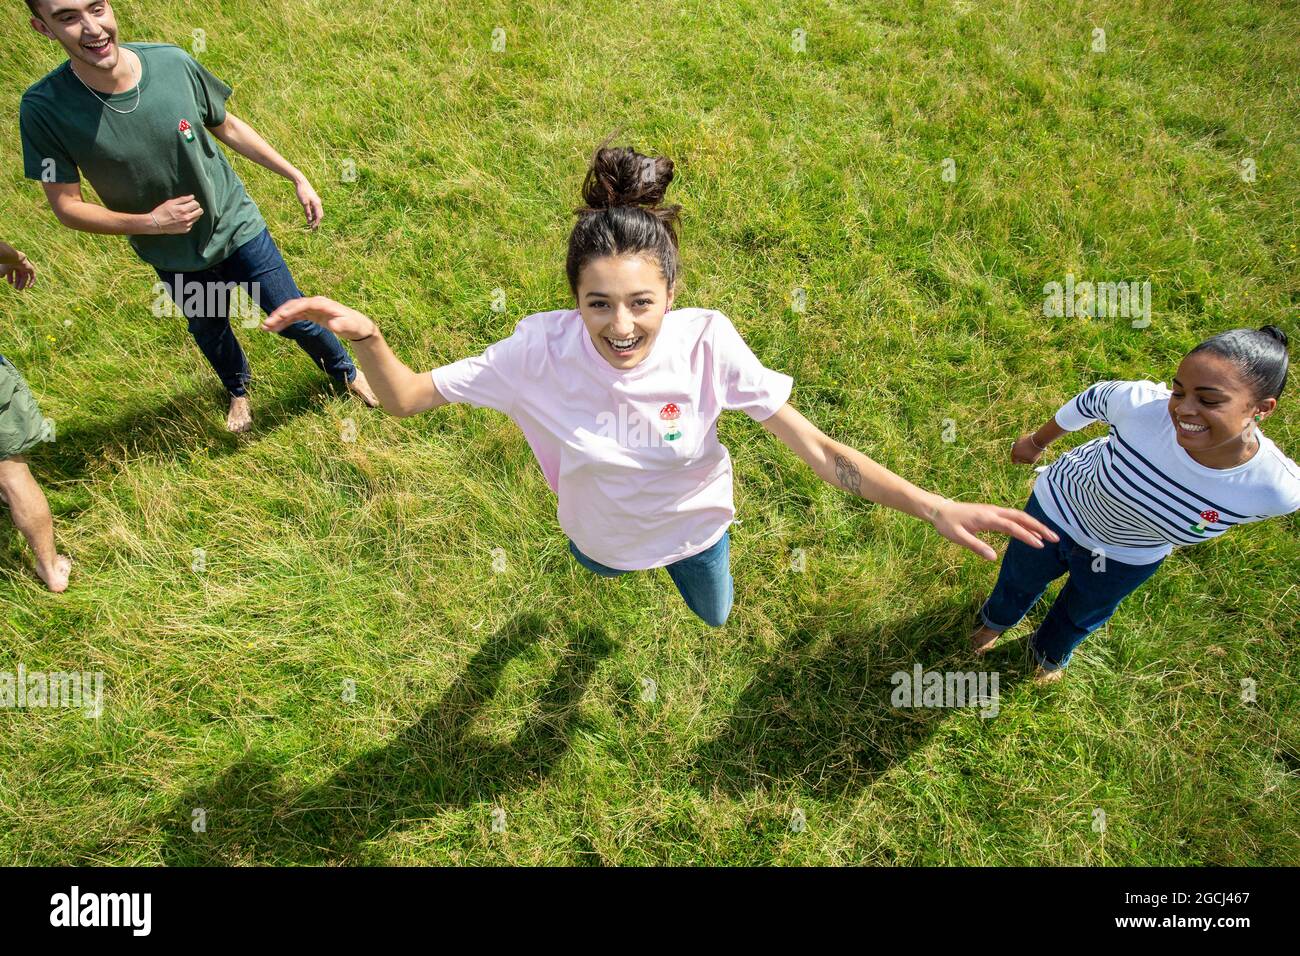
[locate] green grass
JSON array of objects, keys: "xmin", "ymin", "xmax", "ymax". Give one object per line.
[{"xmin": 1, "ymin": 0, "xmax": 1297, "ymax": 865}]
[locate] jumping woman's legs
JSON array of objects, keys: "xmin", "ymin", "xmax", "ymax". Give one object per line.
[
  {"xmin": 664, "ymin": 531, "xmax": 734, "ymax": 628},
  {"xmin": 568, "ymin": 539, "xmax": 632, "ymax": 578},
  {"xmin": 568, "ymin": 531, "xmax": 735, "ymax": 628}
]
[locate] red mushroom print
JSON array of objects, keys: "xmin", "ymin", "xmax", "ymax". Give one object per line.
[
  {"xmin": 178, "ymin": 118, "xmax": 195, "ymax": 142},
  {"xmin": 659, "ymin": 403, "xmax": 682, "ymax": 442},
  {"xmin": 1191, "ymin": 509, "xmax": 1220, "ymax": 534}
]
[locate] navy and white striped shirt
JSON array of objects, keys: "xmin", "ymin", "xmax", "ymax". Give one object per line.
[{"xmin": 1035, "ymin": 380, "xmax": 1300, "ymax": 565}]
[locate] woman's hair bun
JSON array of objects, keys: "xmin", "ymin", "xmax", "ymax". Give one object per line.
[
  {"xmin": 580, "ymin": 143, "xmax": 676, "ymax": 212},
  {"xmin": 1260, "ymin": 324, "xmax": 1289, "ymax": 348},
  {"xmin": 565, "ymin": 138, "xmax": 684, "ymax": 295}
]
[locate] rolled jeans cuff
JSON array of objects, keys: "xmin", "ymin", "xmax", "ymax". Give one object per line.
[
  {"xmin": 1029, "ymin": 639, "xmax": 1066, "ymax": 671},
  {"xmin": 978, "ymin": 599, "xmax": 1017, "ymax": 634}
]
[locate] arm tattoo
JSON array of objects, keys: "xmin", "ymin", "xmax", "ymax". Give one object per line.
[{"xmin": 834, "ymin": 453, "xmax": 862, "ymax": 497}]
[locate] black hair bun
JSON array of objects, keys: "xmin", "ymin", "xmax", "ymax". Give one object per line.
[{"xmin": 1259, "ymin": 324, "xmax": 1289, "ymax": 348}]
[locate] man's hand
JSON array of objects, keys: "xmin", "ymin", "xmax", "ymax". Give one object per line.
[
  {"xmin": 295, "ymin": 177, "xmax": 323, "ymax": 230},
  {"xmin": 927, "ymin": 499, "xmax": 1057, "ymax": 561},
  {"xmin": 263, "ymin": 295, "xmax": 375, "ymax": 341},
  {"xmin": 1011, "ymin": 434, "xmax": 1045, "ymax": 465},
  {"xmin": 0, "ymin": 250, "xmax": 36, "ymax": 290},
  {"xmin": 149, "ymin": 195, "xmax": 205, "ymax": 234}
]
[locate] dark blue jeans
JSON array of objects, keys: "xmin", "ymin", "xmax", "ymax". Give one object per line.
[
  {"xmin": 569, "ymin": 529, "xmax": 734, "ymax": 628},
  {"xmin": 155, "ymin": 227, "xmax": 356, "ymax": 397},
  {"xmin": 979, "ymin": 492, "xmax": 1164, "ymax": 670}
]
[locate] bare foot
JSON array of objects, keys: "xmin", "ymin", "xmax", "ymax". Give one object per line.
[
  {"xmin": 971, "ymin": 623, "xmax": 1001, "ymax": 655},
  {"xmin": 1032, "ymin": 665, "xmax": 1064, "ymax": 685},
  {"xmin": 36, "ymin": 554, "xmax": 72, "ymax": 593},
  {"xmin": 348, "ymin": 369, "xmax": 380, "ymax": 408},
  {"xmin": 227, "ymin": 395, "xmax": 253, "ymax": 433}
]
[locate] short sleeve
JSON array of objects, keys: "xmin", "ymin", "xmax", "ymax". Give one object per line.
[
  {"xmin": 19, "ymin": 96, "xmax": 79, "ymax": 183},
  {"xmin": 709, "ymin": 311, "xmax": 793, "ymax": 422},
  {"xmin": 430, "ymin": 324, "xmax": 529, "ymax": 417},
  {"xmin": 1267, "ymin": 455, "xmax": 1300, "ymax": 518},
  {"xmin": 1055, "ymin": 380, "xmax": 1166, "ymax": 431},
  {"xmin": 185, "ymin": 53, "xmax": 233, "ymax": 127}
]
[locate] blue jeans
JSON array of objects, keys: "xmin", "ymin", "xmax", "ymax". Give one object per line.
[
  {"xmin": 155, "ymin": 227, "xmax": 356, "ymax": 397},
  {"xmin": 979, "ymin": 492, "xmax": 1164, "ymax": 670},
  {"xmin": 569, "ymin": 530, "xmax": 735, "ymax": 628}
]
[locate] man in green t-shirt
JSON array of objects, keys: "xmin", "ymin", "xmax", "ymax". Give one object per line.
[{"xmin": 19, "ymin": 0, "xmax": 378, "ymax": 432}]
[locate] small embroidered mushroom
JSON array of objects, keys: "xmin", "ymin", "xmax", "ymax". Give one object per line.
[{"xmin": 659, "ymin": 403, "xmax": 682, "ymax": 441}]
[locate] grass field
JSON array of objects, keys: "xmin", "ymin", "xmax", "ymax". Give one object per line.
[{"xmin": 1, "ymin": 0, "xmax": 1297, "ymax": 865}]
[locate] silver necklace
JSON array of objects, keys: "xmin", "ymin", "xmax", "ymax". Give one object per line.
[{"xmin": 70, "ymin": 47, "xmax": 141, "ymax": 115}]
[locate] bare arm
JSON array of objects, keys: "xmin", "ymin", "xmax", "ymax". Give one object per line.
[
  {"xmin": 40, "ymin": 181, "xmax": 203, "ymax": 237},
  {"xmin": 207, "ymin": 113, "xmax": 322, "ymax": 228},
  {"xmin": 760, "ymin": 401, "xmax": 1057, "ymax": 560},
  {"xmin": 262, "ymin": 297, "xmax": 445, "ymax": 416},
  {"xmin": 42, "ymin": 181, "xmax": 154, "ymax": 235}
]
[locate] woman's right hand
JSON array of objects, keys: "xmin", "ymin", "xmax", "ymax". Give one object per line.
[
  {"xmin": 1011, "ymin": 434, "xmax": 1045, "ymax": 465},
  {"xmin": 263, "ymin": 295, "xmax": 378, "ymax": 342}
]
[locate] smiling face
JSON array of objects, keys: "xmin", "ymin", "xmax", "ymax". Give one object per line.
[
  {"xmin": 576, "ymin": 254, "xmax": 674, "ymax": 370},
  {"xmin": 30, "ymin": 0, "xmax": 122, "ymax": 72},
  {"xmin": 1169, "ymin": 350, "xmax": 1278, "ymax": 466}
]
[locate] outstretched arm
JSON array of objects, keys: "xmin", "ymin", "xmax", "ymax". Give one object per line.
[
  {"xmin": 207, "ymin": 113, "xmax": 323, "ymax": 229},
  {"xmin": 263, "ymin": 297, "xmax": 446, "ymax": 416},
  {"xmin": 759, "ymin": 401, "xmax": 1057, "ymax": 560}
]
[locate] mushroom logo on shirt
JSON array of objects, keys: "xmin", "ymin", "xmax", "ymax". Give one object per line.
[
  {"xmin": 660, "ymin": 403, "xmax": 682, "ymax": 441},
  {"xmin": 178, "ymin": 118, "xmax": 195, "ymax": 143},
  {"xmin": 1190, "ymin": 509, "xmax": 1219, "ymax": 535}
]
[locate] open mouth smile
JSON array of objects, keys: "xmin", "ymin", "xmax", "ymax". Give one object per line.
[{"xmin": 604, "ymin": 335, "xmax": 644, "ymax": 354}]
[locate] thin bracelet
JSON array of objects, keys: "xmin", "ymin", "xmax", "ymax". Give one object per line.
[
  {"xmin": 1028, "ymin": 433, "xmax": 1048, "ymax": 452},
  {"xmin": 349, "ymin": 330, "xmax": 376, "ymax": 343},
  {"xmin": 149, "ymin": 212, "xmax": 161, "ymax": 233}
]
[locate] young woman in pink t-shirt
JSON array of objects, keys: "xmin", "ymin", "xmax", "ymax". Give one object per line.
[{"xmin": 263, "ymin": 144, "xmax": 1056, "ymax": 626}]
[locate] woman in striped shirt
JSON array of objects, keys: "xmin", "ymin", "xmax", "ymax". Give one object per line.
[{"xmin": 971, "ymin": 326, "xmax": 1299, "ymax": 682}]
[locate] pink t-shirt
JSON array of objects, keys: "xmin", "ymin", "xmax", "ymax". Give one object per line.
[{"xmin": 431, "ymin": 307, "xmax": 794, "ymax": 570}]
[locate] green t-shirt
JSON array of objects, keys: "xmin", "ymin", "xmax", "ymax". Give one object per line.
[{"xmin": 20, "ymin": 42, "xmax": 266, "ymax": 273}]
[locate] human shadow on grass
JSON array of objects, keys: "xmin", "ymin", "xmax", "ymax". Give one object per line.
[
  {"xmin": 38, "ymin": 373, "xmax": 339, "ymax": 483},
  {"xmin": 158, "ymin": 612, "xmax": 614, "ymax": 864},
  {"xmin": 689, "ymin": 597, "xmax": 1035, "ymax": 799}
]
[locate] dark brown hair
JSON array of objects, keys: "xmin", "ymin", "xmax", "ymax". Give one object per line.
[{"xmin": 565, "ymin": 141, "xmax": 682, "ymax": 296}]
